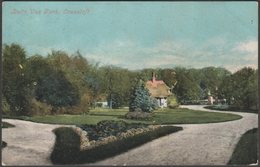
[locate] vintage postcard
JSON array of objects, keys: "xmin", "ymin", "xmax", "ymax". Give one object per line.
[{"xmin": 2, "ymin": 1, "xmax": 258, "ymax": 166}]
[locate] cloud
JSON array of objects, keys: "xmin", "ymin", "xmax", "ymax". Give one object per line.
[
  {"xmin": 234, "ymin": 40, "xmax": 258, "ymax": 53},
  {"xmin": 28, "ymin": 37, "xmax": 257, "ymax": 73}
]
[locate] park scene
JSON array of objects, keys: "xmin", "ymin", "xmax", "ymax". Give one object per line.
[{"xmin": 2, "ymin": 2, "xmax": 258, "ymax": 166}]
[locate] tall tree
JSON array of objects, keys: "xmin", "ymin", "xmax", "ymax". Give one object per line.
[
  {"xmin": 2, "ymin": 44, "xmax": 31, "ymax": 115},
  {"xmin": 172, "ymin": 67, "xmax": 200, "ymax": 103},
  {"xmin": 220, "ymin": 67, "xmax": 258, "ymax": 110}
]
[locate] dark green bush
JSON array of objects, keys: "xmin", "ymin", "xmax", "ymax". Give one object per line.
[
  {"xmin": 125, "ymin": 111, "xmax": 153, "ymax": 120},
  {"xmin": 204, "ymin": 105, "xmax": 258, "ymax": 113},
  {"xmin": 2, "ymin": 96, "xmax": 11, "ymax": 115},
  {"xmin": 50, "ymin": 127, "xmax": 81, "ymax": 164},
  {"xmin": 228, "ymin": 128, "xmax": 258, "ymax": 165},
  {"xmin": 167, "ymin": 95, "xmax": 179, "ymax": 109},
  {"xmin": 79, "ymin": 120, "xmax": 147, "ymax": 141},
  {"xmin": 2, "ymin": 141, "xmax": 7, "ymax": 149},
  {"xmin": 29, "ymin": 98, "xmax": 52, "ymax": 115}
]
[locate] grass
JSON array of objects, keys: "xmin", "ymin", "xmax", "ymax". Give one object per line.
[
  {"xmin": 51, "ymin": 125, "xmax": 183, "ymax": 164},
  {"xmin": 152, "ymin": 108, "xmax": 242, "ymax": 124},
  {"xmin": 228, "ymin": 128, "xmax": 258, "ymax": 165},
  {"xmin": 3, "ymin": 107, "xmax": 242, "ymax": 125}
]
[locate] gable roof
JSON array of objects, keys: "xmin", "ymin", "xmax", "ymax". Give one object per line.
[{"xmin": 145, "ymin": 73, "xmax": 172, "ymax": 98}]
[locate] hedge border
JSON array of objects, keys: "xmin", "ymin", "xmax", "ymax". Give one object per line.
[{"xmin": 51, "ymin": 125, "xmax": 183, "ymax": 164}]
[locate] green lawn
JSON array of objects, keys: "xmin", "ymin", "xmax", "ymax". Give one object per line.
[
  {"xmin": 153, "ymin": 108, "xmax": 242, "ymax": 124},
  {"xmin": 3, "ymin": 107, "xmax": 242, "ymax": 125}
]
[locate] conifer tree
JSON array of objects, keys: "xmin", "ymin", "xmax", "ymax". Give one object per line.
[{"xmin": 129, "ymin": 79, "xmax": 157, "ymax": 112}]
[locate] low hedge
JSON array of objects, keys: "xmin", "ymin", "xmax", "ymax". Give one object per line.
[
  {"xmin": 51, "ymin": 125, "xmax": 183, "ymax": 164},
  {"xmin": 228, "ymin": 128, "xmax": 258, "ymax": 165},
  {"xmin": 204, "ymin": 105, "xmax": 258, "ymax": 113}
]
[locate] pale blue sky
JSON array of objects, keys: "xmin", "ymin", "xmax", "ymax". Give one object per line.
[{"xmin": 3, "ymin": 2, "xmax": 258, "ymax": 72}]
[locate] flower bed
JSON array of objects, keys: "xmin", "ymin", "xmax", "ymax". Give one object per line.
[
  {"xmin": 51, "ymin": 120, "xmax": 183, "ymax": 164},
  {"xmin": 74, "ymin": 120, "xmax": 160, "ymax": 150}
]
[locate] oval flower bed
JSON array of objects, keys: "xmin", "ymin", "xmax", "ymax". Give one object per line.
[{"xmin": 51, "ymin": 120, "xmax": 183, "ymax": 164}]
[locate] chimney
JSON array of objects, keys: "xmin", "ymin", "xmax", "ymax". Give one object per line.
[{"xmin": 152, "ymin": 72, "xmax": 156, "ymax": 83}]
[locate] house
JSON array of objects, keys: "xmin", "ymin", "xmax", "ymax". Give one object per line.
[
  {"xmin": 145, "ymin": 73, "xmax": 172, "ymax": 108},
  {"xmin": 95, "ymin": 94, "xmax": 109, "ymax": 108}
]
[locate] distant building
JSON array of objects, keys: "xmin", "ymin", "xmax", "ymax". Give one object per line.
[
  {"xmin": 95, "ymin": 94, "xmax": 109, "ymax": 108},
  {"xmin": 145, "ymin": 73, "xmax": 172, "ymax": 108},
  {"xmin": 207, "ymin": 90, "xmax": 214, "ymax": 105},
  {"xmin": 95, "ymin": 101, "xmax": 108, "ymax": 108}
]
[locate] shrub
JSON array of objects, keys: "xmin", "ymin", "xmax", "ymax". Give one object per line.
[
  {"xmin": 29, "ymin": 98, "xmax": 52, "ymax": 115},
  {"xmin": 167, "ymin": 95, "xmax": 179, "ymax": 109},
  {"xmin": 125, "ymin": 111, "xmax": 153, "ymax": 120},
  {"xmin": 51, "ymin": 127, "xmax": 81, "ymax": 164},
  {"xmin": 79, "ymin": 120, "xmax": 147, "ymax": 141},
  {"xmin": 2, "ymin": 96, "xmax": 11, "ymax": 115},
  {"xmin": 228, "ymin": 128, "xmax": 258, "ymax": 165},
  {"xmin": 51, "ymin": 125, "xmax": 183, "ymax": 164},
  {"xmin": 2, "ymin": 141, "xmax": 7, "ymax": 149}
]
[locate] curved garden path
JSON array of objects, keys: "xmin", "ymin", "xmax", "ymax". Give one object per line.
[
  {"xmin": 1, "ymin": 119, "xmax": 75, "ymax": 165},
  {"xmin": 1, "ymin": 105, "xmax": 258, "ymax": 165},
  {"xmin": 89, "ymin": 105, "xmax": 258, "ymax": 166}
]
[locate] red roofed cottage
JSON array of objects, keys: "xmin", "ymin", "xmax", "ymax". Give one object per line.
[{"xmin": 145, "ymin": 73, "xmax": 172, "ymax": 108}]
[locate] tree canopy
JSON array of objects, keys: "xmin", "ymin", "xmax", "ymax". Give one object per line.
[{"xmin": 2, "ymin": 43, "xmax": 258, "ymax": 115}]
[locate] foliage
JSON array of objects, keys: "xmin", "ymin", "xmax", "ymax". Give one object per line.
[
  {"xmin": 101, "ymin": 66, "xmax": 135, "ymax": 108},
  {"xmin": 204, "ymin": 105, "xmax": 258, "ymax": 113},
  {"xmin": 2, "ymin": 95, "xmax": 11, "ymax": 115},
  {"xmin": 2, "ymin": 141, "xmax": 7, "ymax": 149},
  {"xmin": 79, "ymin": 120, "xmax": 148, "ymax": 141},
  {"xmin": 173, "ymin": 68, "xmax": 201, "ymax": 103},
  {"xmin": 51, "ymin": 125, "xmax": 183, "ymax": 164},
  {"xmin": 2, "ymin": 43, "xmax": 257, "ymax": 116},
  {"xmin": 129, "ymin": 79, "xmax": 158, "ymax": 112},
  {"xmin": 125, "ymin": 111, "xmax": 154, "ymax": 120},
  {"xmin": 29, "ymin": 98, "xmax": 52, "ymax": 115},
  {"xmin": 2, "ymin": 44, "xmax": 32, "ymax": 115},
  {"xmin": 219, "ymin": 67, "xmax": 258, "ymax": 110},
  {"xmin": 35, "ymin": 70, "xmax": 80, "ymax": 108},
  {"xmin": 167, "ymin": 95, "xmax": 179, "ymax": 109},
  {"xmin": 51, "ymin": 127, "xmax": 81, "ymax": 164},
  {"xmin": 228, "ymin": 128, "xmax": 258, "ymax": 165}
]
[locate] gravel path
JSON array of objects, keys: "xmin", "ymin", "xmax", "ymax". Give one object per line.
[
  {"xmin": 1, "ymin": 119, "xmax": 74, "ymax": 166},
  {"xmin": 1, "ymin": 105, "xmax": 258, "ymax": 165},
  {"xmin": 88, "ymin": 105, "xmax": 258, "ymax": 166}
]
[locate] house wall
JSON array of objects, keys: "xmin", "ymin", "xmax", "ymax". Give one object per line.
[{"xmin": 157, "ymin": 98, "xmax": 167, "ymax": 108}]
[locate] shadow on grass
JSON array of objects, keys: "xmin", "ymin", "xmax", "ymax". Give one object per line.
[
  {"xmin": 51, "ymin": 126, "xmax": 183, "ymax": 164},
  {"xmin": 228, "ymin": 128, "xmax": 258, "ymax": 165}
]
